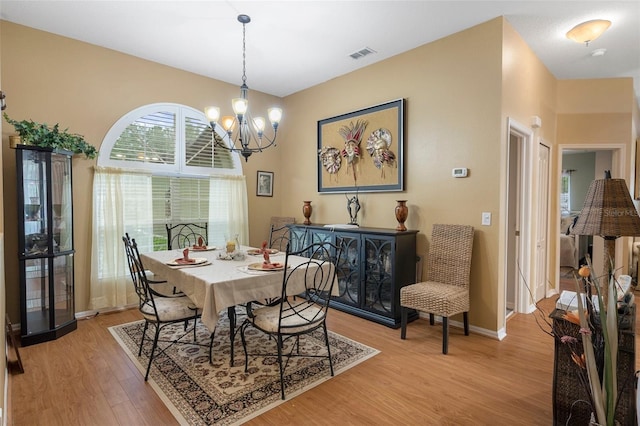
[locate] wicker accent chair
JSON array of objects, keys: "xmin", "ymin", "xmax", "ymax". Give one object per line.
[
  {"xmin": 239, "ymin": 240, "xmax": 343, "ymax": 400},
  {"xmin": 123, "ymin": 235, "xmax": 213, "ymax": 380},
  {"xmin": 400, "ymin": 224, "xmax": 474, "ymax": 354}
]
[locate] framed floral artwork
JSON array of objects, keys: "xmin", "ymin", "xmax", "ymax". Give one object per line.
[
  {"xmin": 257, "ymin": 170, "xmax": 274, "ymax": 197},
  {"xmin": 317, "ymin": 99, "xmax": 404, "ymax": 193}
]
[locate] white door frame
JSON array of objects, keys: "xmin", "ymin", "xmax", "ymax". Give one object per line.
[
  {"xmin": 536, "ymin": 142, "xmax": 551, "ymax": 301},
  {"xmin": 505, "ymin": 118, "xmax": 535, "ymax": 315}
]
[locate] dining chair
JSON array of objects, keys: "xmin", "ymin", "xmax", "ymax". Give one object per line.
[
  {"xmin": 123, "ymin": 233, "xmax": 185, "ymax": 297},
  {"xmin": 166, "ymin": 223, "xmax": 208, "ymax": 250},
  {"xmin": 400, "ymin": 224, "xmax": 474, "ymax": 354},
  {"xmin": 239, "ymin": 240, "xmax": 343, "ymax": 400},
  {"xmin": 268, "ymin": 223, "xmax": 291, "ymax": 252},
  {"xmin": 267, "ymin": 216, "xmax": 294, "ymax": 248},
  {"xmin": 123, "ymin": 235, "xmax": 214, "ymax": 380}
]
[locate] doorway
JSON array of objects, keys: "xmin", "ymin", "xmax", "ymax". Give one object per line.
[
  {"xmin": 558, "ymin": 146, "xmax": 623, "ymax": 290},
  {"xmin": 505, "ymin": 119, "xmax": 534, "ymax": 317}
]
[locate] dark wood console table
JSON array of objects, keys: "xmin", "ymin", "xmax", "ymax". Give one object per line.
[{"xmin": 289, "ymin": 224, "xmax": 419, "ymax": 328}]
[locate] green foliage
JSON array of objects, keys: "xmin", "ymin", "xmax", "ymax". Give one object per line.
[{"xmin": 3, "ymin": 113, "xmax": 98, "ymax": 159}]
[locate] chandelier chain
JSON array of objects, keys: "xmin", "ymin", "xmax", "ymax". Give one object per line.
[{"xmin": 241, "ymin": 22, "xmax": 247, "ymax": 86}]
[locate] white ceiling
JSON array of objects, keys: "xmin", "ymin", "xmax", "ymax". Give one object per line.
[{"xmin": 1, "ymin": 1, "xmax": 639, "ymax": 103}]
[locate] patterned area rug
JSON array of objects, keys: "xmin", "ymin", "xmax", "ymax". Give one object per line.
[{"xmin": 109, "ymin": 311, "xmax": 379, "ymax": 425}]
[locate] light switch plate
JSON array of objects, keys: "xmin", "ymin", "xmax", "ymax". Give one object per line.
[{"xmin": 482, "ymin": 212, "xmax": 491, "ymax": 226}]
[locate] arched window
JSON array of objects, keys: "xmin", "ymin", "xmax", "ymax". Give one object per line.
[
  {"xmin": 89, "ymin": 103, "xmax": 248, "ymax": 310},
  {"xmin": 99, "ymin": 103, "xmax": 241, "ymax": 174}
]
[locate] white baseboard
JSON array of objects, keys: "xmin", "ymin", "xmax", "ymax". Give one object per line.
[
  {"xmin": 75, "ymin": 304, "xmax": 137, "ymax": 320},
  {"xmin": 415, "ymin": 312, "xmax": 503, "ymax": 340}
]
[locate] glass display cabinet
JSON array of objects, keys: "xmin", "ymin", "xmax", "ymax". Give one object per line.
[
  {"xmin": 289, "ymin": 224, "xmax": 419, "ymax": 328},
  {"xmin": 16, "ymin": 145, "xmax": 76, "ymax": 346}
]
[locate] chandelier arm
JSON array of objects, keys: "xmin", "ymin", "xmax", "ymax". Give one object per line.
[{"xmin": 213, "ymin": 128, "xmax": 278, "ymax": 152}]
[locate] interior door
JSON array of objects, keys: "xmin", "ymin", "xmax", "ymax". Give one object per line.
[{"xmin": 535, "ymin": 143, "xmax": 550, "ymax": 301}]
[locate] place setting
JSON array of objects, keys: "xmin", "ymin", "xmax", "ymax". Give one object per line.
[
  {"xmin": 166, "ymin": 248, "xmax": 211, "ymax": 268},
  {"xmin": 239, "ymin": 242, "xmax": 287, "ymax": 274},
  {"xmin": 189, "ymin": 236, "xmax": 217, "ymax": 252},
  {"xmin": 245, "ymin": 240, "xmax": 283, "ymax": 256}
]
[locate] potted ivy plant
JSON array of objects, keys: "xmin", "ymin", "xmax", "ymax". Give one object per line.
[{"xmin": 3, "ymin": 113, "xmax": 98, "ymax": 159}]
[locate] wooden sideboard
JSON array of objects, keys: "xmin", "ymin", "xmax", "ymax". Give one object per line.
[{"xmin": 289, "ymin": 224, "xmax": 419, "ymax": 328}]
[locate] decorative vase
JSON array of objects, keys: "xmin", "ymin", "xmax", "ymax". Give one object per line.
[
  {"xmin": 395, "ymin": 200, "xmax": 408, "ymax": 231},
  {"xmin": 302, "ymin": 201, "xmax": 312, "ymax": 225}
]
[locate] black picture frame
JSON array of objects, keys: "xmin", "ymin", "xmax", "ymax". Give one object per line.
[
  {"xmin": 317, "ymin": 99, "xmax": 404, "ymax": 193},
  {"xmin": 257, "ymin": 170, "xmax": 274, "ymax": 197}
]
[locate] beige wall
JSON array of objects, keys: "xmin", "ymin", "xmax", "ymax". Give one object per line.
[
  {"xmin": 282, "ymin": 17, "xmax": 505, "ymax": 331},
  {"xmin": 556, "ymin": 78, "xmax": 637, "ymax": 275},
  {"xmin": 500, "ymin": 19, "xmax": 558, "ymax": 325},
  {"xmin": 1, "ymin": 16, "xmax": 638, "ymax": 339},
  {"xmin": 1, "ymin": 22, "xmax": 284, "ymax": 319}
]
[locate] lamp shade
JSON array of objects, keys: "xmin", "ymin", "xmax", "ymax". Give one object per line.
[
  {"xmin": 571, "ymin": 177, "xmax": 640, "ymax": 238},
  {"xmin": 566, "ymin": 19, "xmax": 611, "ymax": 44}
]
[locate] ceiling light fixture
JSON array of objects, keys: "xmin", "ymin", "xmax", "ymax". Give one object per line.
[
  {"xmin": 204, "ymin": 14, "xmax": 282, "ymax": 162},
  {"xmin": 566, "ymin": 19, "xmax": 611, "ymax": 46}
]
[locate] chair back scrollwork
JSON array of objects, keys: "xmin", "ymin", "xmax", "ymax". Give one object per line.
[{"xmin": 166, "ymin": 223, "xmax": 208, "ymax": 249}]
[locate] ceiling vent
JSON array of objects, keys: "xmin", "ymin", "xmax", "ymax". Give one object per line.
[{"xmin": 349, "ymin": 47, "xmax": 377, "ymax": 60}]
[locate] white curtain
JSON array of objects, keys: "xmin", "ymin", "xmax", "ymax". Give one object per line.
[
  {"xmin": 208, "ymin": 174, "xmax": 249, "ymax": 247},
  {"xmin": 89, "ymin": 167, "xmax": 153, "ymax": 310}
]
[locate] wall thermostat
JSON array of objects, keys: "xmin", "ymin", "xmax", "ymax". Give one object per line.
[{"xmin": 452, "ymin": 167, "xmax": 468, "ymax": 178}]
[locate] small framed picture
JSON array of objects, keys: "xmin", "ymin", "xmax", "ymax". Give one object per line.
[{"xmin": 257, "ymin": 170, "xmax": 274, "ymax": 197}]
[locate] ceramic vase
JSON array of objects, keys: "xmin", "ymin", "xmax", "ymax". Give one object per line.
[
  {"xmin": 395, "ymin": 200, "xmax": 408, "ymax": 231},
  {"xmin": 303, "ymin": 201, "xmax": 312, "ymax": 225}
]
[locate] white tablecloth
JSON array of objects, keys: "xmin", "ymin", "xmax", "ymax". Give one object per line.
[{"xmin": 141, "ymin": 247, "xmax": 320, "ymax": 331}]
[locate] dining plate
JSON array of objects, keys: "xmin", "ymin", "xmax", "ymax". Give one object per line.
[
  {"xmin": 167, "ymin": 257, "xmax": 208, "ymax": 266},
  {"xmin": 247, "ymin": 262, "xmax": 285, "ymax": 271},
  {"xmin": 246, "ymin": 248, "xmax": 279, "ymax": 255},
  {"xmin": 191, "ymin": 246, "xmax": 216, "ymax": 251}
]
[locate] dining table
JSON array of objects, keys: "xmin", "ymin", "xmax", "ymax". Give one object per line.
[{"xmin": 140, "ymin": 245, "xmax": 331, "ymax": 364}]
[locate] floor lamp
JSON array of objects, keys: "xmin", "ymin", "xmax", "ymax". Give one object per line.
[{"xmin": 571, "ymin": 172, "xmax": 640, "ymax": 297}]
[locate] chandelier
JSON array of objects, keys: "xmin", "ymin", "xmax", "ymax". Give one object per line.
[{"xmin": 205, "ymin": 14, "xmax": 282, "ymax": 162}]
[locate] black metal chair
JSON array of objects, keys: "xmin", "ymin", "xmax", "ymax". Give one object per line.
[
  {"xmin": 166, "ymin": 223, "xmax": 208, "ymax": 250},
  {"xmin": 268, "ymin": 223, "xmax": 291, "ymax": 252},
  {"xmin": 122, "ymin": 235, "xmax": 215, "ymax": 380},
  {"xmin": 266, "ymin": 216, "xmax": 293, "ymax": 246},
  {"xmin": 247, "ymin": 222, "xmax": 307, "ymax": 318},
  {"xmin": 122, "ymin": 233, "xmax": 183, "ymax": 297},
  {"xmin": 239, "ymin": 240, "xmax": 343, "ymax": 399}
]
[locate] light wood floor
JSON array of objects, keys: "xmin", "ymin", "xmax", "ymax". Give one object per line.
[{"xmin": 9, "ymin": 295, "xmax": 639, "ymax": 425}]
